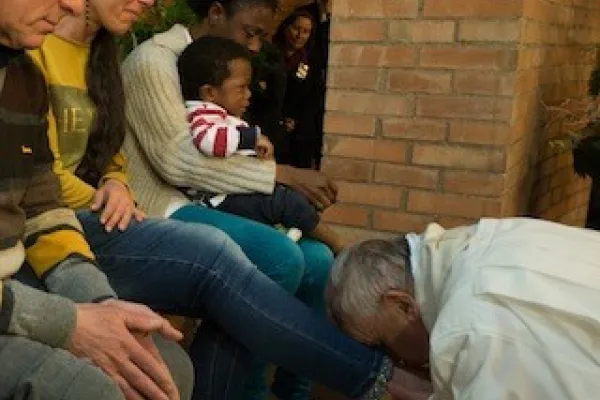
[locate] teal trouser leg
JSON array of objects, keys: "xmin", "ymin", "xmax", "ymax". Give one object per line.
[{"xmin": 170, "ymin": 205, "xmax": 333, "ymax": 400}]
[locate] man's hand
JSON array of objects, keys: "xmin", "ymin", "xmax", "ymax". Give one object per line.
[
  {"xmin": 276, "ymin": 165, "xmax": 338, "ymax": 210},
  {"xmin": 68, "ymin": 300, "xmax": 183, "ymax": 400},
  {"xmin": 387, "ymin": 367, "xmax": 433, "ymax": 400},
  {"xmin": 256, "ymin": 135, "xmax": 274, "ymax": 160},
  {"xmin": 90, "ymin": 179, "xmax": 145, "ymax": 232}
]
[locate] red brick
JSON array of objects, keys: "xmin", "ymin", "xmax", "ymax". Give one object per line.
[
  {"xmin": 388, "ymin": 70, "xmax": 452, "ymax": 94},
  {"xmin": 499, "ymin": 73, "xmax": 516, "ymax": 95},
  {"xmin": 549, "ymin": 168, "xmax": 573, "ymax": 189},
  {"xmin": 328, "ymin": 225, "xmax": 394, "ymax": 242},
  {"xmin": 320, "ymin": 157, "xmax": 374, "ymax": 182},
  {"xmin": 388, "ymin": 21, "xmax": 455, "ymax": 43},
  {"xmin": 420, "ymin": 47, "xmax": 517, "ymax": 71},
  {"xmin": 412, "ymin": 144, "xmax": 505, "ymax": 171},
  {"xmin": 453, "ymin": 71, "xmax": 498, "ymax": 95},
  {"xmin": 382, "ymin": 118, "xmax": 447, "ymax": 141},
  {"xmin": 407, "ymin": 191, "xmax": 502, "ymax": 218},
  {"xmin": 324, "ymin": 113, "xmax": 377, "ymax": 137},
  {"xmin": 374, "ymin": 163, "xmax": 439, "ymax": 189},
  {"xmin": 322, "ymin": 204, "xmax": 370, "ymax": 227},
  {"xmin": 435, "ymin": 216, "xmax": 476, "ymax": 229},
  {"xmin": 417, "ymin": 95, "xmax": 512, "ymax": 121},
  {"xmin": 334, "ymin": 0, "xmax": 419, "ymax": 18},
  {"xmin": 328, "ymin": 68, "xmax": 380, "ymax": 91},
  {"xmin": 337, "ymin": 182, "xmax": 403, "ymax": 207},
  {"xmin": 327, "ymin": 90, "xmax": 412, "ymax": 116},
  {"xmin": 443, "ymin": 171, "xmax": 506, "ymax": 196},
  {"xmin": 331, "ymin": 20, "xmax": 387, "ymax": 42},
  {"xmin": 330, "ymin": 44, "xmax": 416, "ymax": 67},
  {"xmin": 328, "ymin": 137, "xmax": 407, "ymax": 163},
  {"xmin": 423, "ymin": 0, "xmax": 523, "ymax": 17},
  {"xmin": 373, "ymin": 211, "xmax": 431, "ymax": 232},
  {"xmin": 458, "ymin": 20, "xmax": 520, "ymax": 42}
]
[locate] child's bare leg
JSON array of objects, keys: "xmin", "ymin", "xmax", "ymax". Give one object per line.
[{"xmin": 309, "ymin": 222, "xmax": 350, "ymax": 255}]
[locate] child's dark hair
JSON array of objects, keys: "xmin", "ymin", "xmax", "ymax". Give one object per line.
[
  {"xmin": 186, "ymin": 0, "xmax": 278, "ymax": 19},
  {"xmin": 178, "ymin": 35, "xmax": 252, "ymax": 101}
]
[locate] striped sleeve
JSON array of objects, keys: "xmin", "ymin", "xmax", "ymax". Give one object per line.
[
  {"xmin": 187, "ymin": 103, "xmax": 258, "ymax": 158},
  {"xmin": 24, "ymin": 208, "xmax": 94, "ymax": 278}
]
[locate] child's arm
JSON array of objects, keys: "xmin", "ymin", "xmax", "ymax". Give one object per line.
[{"xmin": 188, "ymin": 104, "xmax": 259, "ymax": 158}]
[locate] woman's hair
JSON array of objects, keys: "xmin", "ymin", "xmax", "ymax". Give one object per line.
[
  {"xmin": 326, "ymin": 237, "xmax": 411, "ymax": 329},
  {"xmin": 178, "ymin": 35, "xmax": 252, "ymax": 101},
  {"xmin": 272, "ymin": 9, "xmax": 316, "ymax": 56},
  {"xmin": 186, "ymin": 0, "xmax": 278, "ymax": 19},
  {"xmin": 75, "ymin": 28, "xmax": 126, "ymax": 186}
]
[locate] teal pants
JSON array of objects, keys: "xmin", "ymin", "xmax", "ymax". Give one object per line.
[{"xmin": 171, "ymin": 204, "xmax": 333, "ymax": 400}]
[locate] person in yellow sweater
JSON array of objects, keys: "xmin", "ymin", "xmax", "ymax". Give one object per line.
[
  {"xmin": 1, "ymin": 1, "xmax": 193, "ymax": 399},
  {"xmin": 28, "ymin": 1, "xmax": 398, "ymax": 400}
]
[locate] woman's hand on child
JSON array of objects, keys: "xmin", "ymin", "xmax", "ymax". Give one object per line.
[
  {"xmin": 257, "ymin": 135, "xmax": 274, "ymax": 160},
  {"xmin": 276, "ymin": 166, "xmax": 338, "ymax": 211},
  {"xmin": 91, "ymin": 179, "xmax": 146, "ymax": 232}
]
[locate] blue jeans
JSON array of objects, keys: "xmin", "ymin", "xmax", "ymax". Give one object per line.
[
  {"xmin": 77, "ymin": 211, "xmax": 382, "ymax": 400},
  {"xmin": 172, "ymin": 204, "xmax": 332, "ymax": 400}
]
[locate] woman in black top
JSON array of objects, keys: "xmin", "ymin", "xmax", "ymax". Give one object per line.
[{"xmin": 273, "ymin": 10, "xmax": 321, "ymax": 169}]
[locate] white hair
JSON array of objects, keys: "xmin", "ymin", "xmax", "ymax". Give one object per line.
[{"xmin": 326, "ymin": 237, "xmax": 411, "ymax": 328}]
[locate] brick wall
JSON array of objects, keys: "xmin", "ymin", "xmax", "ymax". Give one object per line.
[
  {"xmin": 514, "ymin": 0, "xmax": 599, "ymax": 225},
  {"xmin": 321, "ymin": 0, "xmax": 600, "ymax": 239}
]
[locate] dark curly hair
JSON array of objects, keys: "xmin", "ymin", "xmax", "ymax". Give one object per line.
[
  {"xmin": 186, "ymin": 0, "xmax": 278, "ymax": 19},
  {"xmin": 178, "ymin": 35, "xmax": 252, "ymax": 101},
  {"xmin": 75, "ymin": 28, "xmax": 125, "ymax": 187}
]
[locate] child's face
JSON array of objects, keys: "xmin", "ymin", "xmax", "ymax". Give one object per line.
[{"xmin": 209, "ymin": 58, "xmax": 252, "ymax": 118}]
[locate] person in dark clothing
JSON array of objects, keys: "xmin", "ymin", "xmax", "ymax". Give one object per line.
[
  {"xmin": 245, "ymin": 40, "xmax": 289, "ymax": 161},
  {"xmin": 273, "ymin": 10, "xmax": 322, "ymax": 169},
  {"xmin": 298, "ymin": 0, "xmax": 331, "ymax": 169}
]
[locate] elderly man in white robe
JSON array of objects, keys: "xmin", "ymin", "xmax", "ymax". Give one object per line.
[{"xmin": 327, "ymin": 217, "xmax": 600, "ymax": 399}]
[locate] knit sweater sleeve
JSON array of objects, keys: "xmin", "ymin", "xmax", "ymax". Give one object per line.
[{"xmin": 122, "ymin": 37, "xmax": 276, "ymax": 195}]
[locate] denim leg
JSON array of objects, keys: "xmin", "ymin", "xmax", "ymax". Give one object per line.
[
  {"xmin": 78, "ymin": 211, "xmax": 384, "ymax": 399},
  {"xmin": 172, "ymin": 204, "xmax": 305, "ymax": 400},
  {"xmin": 189, "ymin": 320, "xmax": 252, "ymax": 400},
  {"xmin": 171, "ymin": 204, "xmax": 305, "ymax": 293},
  {"xmin": 272, "ymin": 238, "xmax": 334, "ymax": 400}
]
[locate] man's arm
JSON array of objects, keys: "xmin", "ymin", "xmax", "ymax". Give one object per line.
[
  {"xmin": 430, "ymin": 332, "xmax": 564, "ymax": 400},
  {"xmin": 22, "ymin": 119, "xmax": 116, "ymax": 303},
  {"xmin": 0, "ymin": 279, "xmax": 76, "ymax": 348},
  {"xmin": 122, "ymin": 40, "xmax": 276, "ymax": 195}
]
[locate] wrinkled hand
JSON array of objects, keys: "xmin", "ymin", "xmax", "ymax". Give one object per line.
[
  {"xmin": 256, "ymin": 135, "xmax": 274, "ymax": 160},
  {"xmin": 387, "ymin": 366, "xmax": 433, "ymax": 400},
  {"xmin": 91, "ymin": 179, "xmax": 145, "ymax": 232},
  {"xmin": 277, "ymin": 165, "xmax": 338, "ymax": 210},
  {"xmin": 283, "ymin": 118, "xmax": 295, "ymax": 132},
  {"xmin": 68, "ymin": 299, "xmax": 183, "ymax": 400}
]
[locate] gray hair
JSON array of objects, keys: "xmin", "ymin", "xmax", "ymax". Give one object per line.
[{"xmin": 326, "ymin": 237, "xmax": 411, "ymax": 328}]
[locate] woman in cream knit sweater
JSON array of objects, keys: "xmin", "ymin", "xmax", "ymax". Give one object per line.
[{"xmin": 122, "ymin": 1, "xmax": 344, "ymax": 399}]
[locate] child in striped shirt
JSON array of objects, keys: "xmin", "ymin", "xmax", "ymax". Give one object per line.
[{"xmin": 177, "ymin": 35, "xmax": 346, "ymax": 254}]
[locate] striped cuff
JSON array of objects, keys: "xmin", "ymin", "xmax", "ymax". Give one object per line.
[{"xmin": 44, "ymin": 257, "xmax": 117, "ymax": 303}]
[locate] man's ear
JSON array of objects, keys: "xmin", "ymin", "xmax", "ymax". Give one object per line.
[
  {"xmin": 200, "ymin": 85, "xmax": 218, "ymax": 102},
  {"xmin": 381, "ymin": 289, "xmax": 417, "ymax": 318}
]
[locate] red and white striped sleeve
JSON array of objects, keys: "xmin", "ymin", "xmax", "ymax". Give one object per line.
[{"xmin": 186, "ymin": 101, "xmax": 258, "ymax": 158}]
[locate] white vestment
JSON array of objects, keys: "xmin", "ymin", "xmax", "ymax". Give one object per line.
[{"xmin": 408, "ymin": 218, "xmax": 600, "ymax": 400}]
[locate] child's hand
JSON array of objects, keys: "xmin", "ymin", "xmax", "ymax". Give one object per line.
[{"xmin": 257, "ymin": 135, "xmax": 274, "ymax": 160}]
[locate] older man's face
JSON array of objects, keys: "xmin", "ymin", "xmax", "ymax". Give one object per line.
[{"xmin": 0, "ymin": 0, "xmax": 84, "ymax": 49}]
